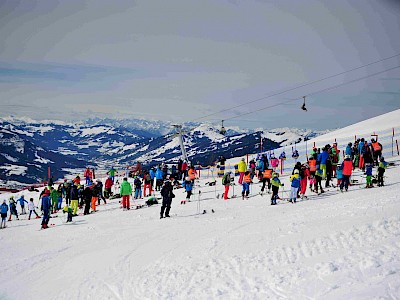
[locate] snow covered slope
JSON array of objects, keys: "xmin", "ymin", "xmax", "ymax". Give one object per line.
[
  {"xmin": 0, "ymin": 159, "xmax": 399, "ymax": 299},
  {"xmin": 1, "ymin": 110, "xmax": 400, "ymax": 299}
]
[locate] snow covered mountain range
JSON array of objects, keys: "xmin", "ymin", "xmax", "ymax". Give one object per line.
[{"xmin": 0, "ymin": 116, "xmax": 326, "ymax": 186}]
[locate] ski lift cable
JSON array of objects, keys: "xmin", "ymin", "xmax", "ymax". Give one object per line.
[
  {"xmin": 223, "ymin": 64, "xmax": 400, "ymax": 122},
  {"xmin": 189, "ymin": 52, "xmax": 400, "ymax": 123}
]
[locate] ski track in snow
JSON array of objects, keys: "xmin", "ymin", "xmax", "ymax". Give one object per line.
[{"xmin": 1, "ymin": 162, "xmax": 400, "ymax": 299}]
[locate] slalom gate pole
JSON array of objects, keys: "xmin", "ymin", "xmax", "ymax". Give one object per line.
[
  {"xmin": 396, "ymin": 140, "xmax": 399, "ymax": 156},
  {"xmin": 392, "ymin": 128, "xmax": 394, "ymax": 157}
]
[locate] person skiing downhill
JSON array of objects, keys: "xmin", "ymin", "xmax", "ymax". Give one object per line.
[
  {"xmin": 160, "ymin": 180, "xmax": 174, "ymax": 218},
  {"xmin": 1, "ymin": 200, "xmax": 8, "ymax": 229}
]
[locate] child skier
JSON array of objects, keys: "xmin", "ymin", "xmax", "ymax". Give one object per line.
[
  {"xmin": 336, "ymin": 164, "xmax": 343, "ymax": 190},
  {"xmin": 16, "ymin": 195, "xmax": 28, "ymax": 215},
  {"xmin": 8, "ymin": 197, "xmax": 19, "ymax": 221},
  {"xmin": 63, "ymin": 206, "xmax": 74, "ymax": 222},
  {"xmin": 314, "ymin": 165, "xmax": 324, "ymax": 194},
  {"xmin": 270, "ymin": 172, "xmax": 284, "ymax": 205},
  {"xmin": 260, "ymin": 168, "xmax": 273, "ymax": 195},
  {"xmin": 365, "ymin": 164, "xmax": 373, "ymax": 188},
  {"xmin": 377, "ymin": 157, "xmax": 388, "ymax": 187},
  {"xmin": 308, "ymin": 156, "xmax": 317, "ymax": 191},
  {"xmin": 1, "ymin": 200, "xmax": 8, "ymax": 229},
  {"xmin": 241, "ymin": 171, "xmax": 252, "ymax": 200},
  {"xmin": 289, "ymin": 169, "xmax": 301, "ymax": 203},
  {"xmin": 28, "ymin": 198, "xmax": 40, "ymax": 220},
  {"xmin": 340, "ymin": 155, "xmax": 353, "ymax": 192},
  {"xmin": 182, "ymin": 176, "xmax": 194, "ymax": 204}
]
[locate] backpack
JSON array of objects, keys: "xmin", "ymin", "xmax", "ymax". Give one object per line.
[
  {"xmin": 222, "ymin": 175, "xmax": 229, "ymax": 185},
  {"xmin": 299, "ymin": 167, "xmax": 305, "ymax": 178}
]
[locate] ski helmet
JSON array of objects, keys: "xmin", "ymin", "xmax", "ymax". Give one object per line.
[{"xmin": 294, "ymin": 169, "xmax": 299, "ymax": 174}]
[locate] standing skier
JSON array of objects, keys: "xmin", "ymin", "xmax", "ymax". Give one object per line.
[
  {"xmin": 299, "ymin": 163, "xmax": 310, "ymax": 199},
  {"xmin": 104, "ymin": 176, "xmax": 113, "ymax": 199},
  {"xmin": 270, "ymin": 173, "xmax": 284, "ymax": 205},
  {"xmin": 260, "ymin": 168, "xmax": 273, "ymax": 194},
  {"xmin": 182, "ymin": 176, "xmax": 194, "ymax": 204},
  {"xmin": 133, "ymin": 176, "xmax": 142, "ymax": 199},
  {"xmin": 241, "ymin": 171, "xmax": 252, "ymax": 200},
  {"xmin": 8, "ymin": 197, "xmax": 19, "ymax": 221},
  {"xmin": 40, "ymin": 189, "xmax": 51, "ymax": 229},
  {"xmin": 340, "ymin": 155, "xmax": 353, "ymax": 192},
  {"xmin": 16, "ymin": 195, "xmax": 28, "ymax": 215},
  {"xmin": 50, "ymin": 186, "xmax": 59, "ymax": 214},
  {"xmin": 371, "ymin": 138, "xmax": 383, "ymax": 166},
  {"xmin": 314, "ymin": 165, "xmax": 324, "ymax": 194},
  {"xmin": 120, "ymin": 177, "xmax": 132, "ymax": 210},
  {"xmin": 1, "ymin": 200, "xmax": 8, "ymax": 229},
  {"xmin": 160, "ymin": 180, "xmax": 174, "ymax": 218},
  {"xmin": 365, "ymin": 164, "xmax": 374, "ymax": 188},
  {"xmin": 84, "ymin": 167, "xmax": 93, "ymax": 185},
  {"xmin": 377, "ymin": 157, "xmax": 388, "ymax": 187},
  {"xmin": 27, "ymin": 198, "xmax": 40, "ymax": 220},
  {"xmin": 70, "ymin": 183, "xmax": 80, "ymax": 216},
  {"xmin": 237, "ymin": 158, "xmax": 247, "ymax": 185},
  {"xmin": 289, "ymin": 169, "xmax": 301, "ymax": 203},
  {"xmin": 82, "ymin": 184, "xmax": 92, "ymax": 215},
  {"xmin": 155, "ymin": 166, "xmax": 164, "ymax": 191},
  {"xmin": 222, "ymin": 172, "xmax": 232, "ymax": 200},
  {"xmin": 107, "ymin": 166, "xmax": 118, "ymax": 183},
  {"xmin": 143, "ymin": 171, "xmax": 153, "ymax": 197}
]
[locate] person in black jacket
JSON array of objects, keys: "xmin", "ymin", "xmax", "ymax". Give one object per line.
[
  {"xmin": 160, "ymin": 180, "xmax": 174, "ymax": 219},
  {"xmin": 82, "ymin": 185, "xmax": 93, "ymax": 215}
]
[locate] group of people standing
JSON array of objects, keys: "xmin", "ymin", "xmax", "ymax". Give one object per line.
[{"xmin": 221, "ymin": 137, "xmax": 388, "ymax": 206}]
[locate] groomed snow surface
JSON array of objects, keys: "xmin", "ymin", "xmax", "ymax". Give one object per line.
[{"xmin": 1, "ymin": 160, "xmax": 400, "ymax": 300}]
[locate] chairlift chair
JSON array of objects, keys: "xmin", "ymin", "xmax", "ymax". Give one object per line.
[{"xmin": 220, "ymin": 120, "xmax": 227, "ymax": 135}]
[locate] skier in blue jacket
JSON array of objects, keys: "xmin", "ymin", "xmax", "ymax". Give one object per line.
[
  {"xmin": 181, "ymin": 177, "xmax": 193, "ymax": 204},
  {"xmin": 40, "ymin": 189, "xmax": 52, "ymax": 229},
  {"xmin": 8, "ymin": 197, "xmax": 19, "ymax": 221},
  {"xmin": 1, "ymin": 200, "xmax": 9, "ymax": 229},
  {"xmin": 155, "ymin": 167, "xmax": 164, "ymax": 191},
  {"xmin": 319, "ymin": 148, "xmax": 330, "ymax": 178},
  {"xmin": 16, "ymin": 195, "xmax": 28, "ymax": 215}
]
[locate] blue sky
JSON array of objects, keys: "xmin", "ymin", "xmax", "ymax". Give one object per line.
[{"xmin": 0, "ymin": 0, "xmax": 399, "ymax": 130}]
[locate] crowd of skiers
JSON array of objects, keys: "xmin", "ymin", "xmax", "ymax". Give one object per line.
[
  {"xmin": 0, "ymin": 136, "xmax": 390, "ymax": 229},
  {"xmin": 220, "ymin": 137, "xmax": 388, "ymax": 205},
  {"xmin": 0, "ymin": 161, "xmax": 201, "ymax": 228}
]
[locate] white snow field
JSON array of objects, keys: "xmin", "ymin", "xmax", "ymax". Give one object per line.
[{"xmin": 1, "ymin": 111, "xmax": 400, "ymax": 300}]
